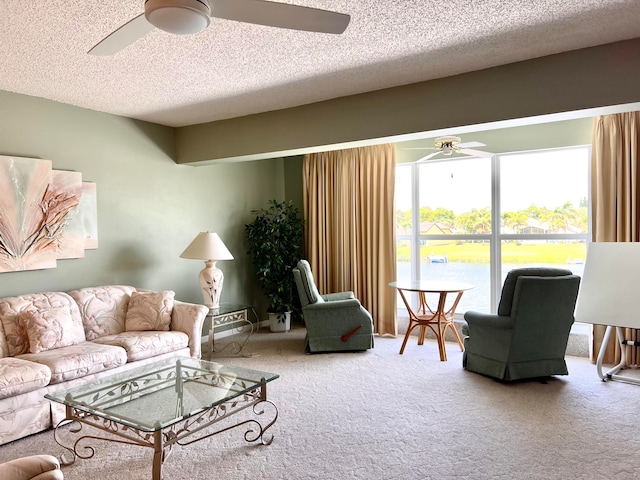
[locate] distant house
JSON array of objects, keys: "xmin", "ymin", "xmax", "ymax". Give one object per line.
[
  {"xmin": 420, "ymin": 222, "xmax": 457, "ymax": 246},
  {"xmin": 396, "ymin": 221, "xmax": 456, "ymax": 238},
  {"xmin": 518, "ymin": 219, "xmax": 549, "ymax": 235},
  {"xmin": 420, "ymin": 222, "xmax": 454, "ymax": 235}
]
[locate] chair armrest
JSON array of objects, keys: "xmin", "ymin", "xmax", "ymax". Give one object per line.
[
  {"xmin": 303, "ymin": 300, "xmax": 372, "ymax": 337},
  {"xmin": 463, "ymin": 311, "xmax": 515, "ymax": 362},
  {"xmin": 0, "ymin": 455, "xmax": 63, "ymax": 480},
  {"xmin": 32, "ymin": 470, "xmax": 64, "ymax": 480},
  {"xmin": 170, "ymin": 300, "xmax": 209, "ymax": 358},
  {"xmin": 306, "ymin": 298, "xmax": 362, "ymax": 310},
  {"xmin": 464, "ymin": 311, "xmax": 514, "ymax": 330},
  {"xmin": 322, "ymin": 291, "xmax": 355, "ymax": 302}
]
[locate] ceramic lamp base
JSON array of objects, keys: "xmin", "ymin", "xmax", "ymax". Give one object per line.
[{"xmin": 199, "ymin": 259, "xmax": 223, "ymax": 309}]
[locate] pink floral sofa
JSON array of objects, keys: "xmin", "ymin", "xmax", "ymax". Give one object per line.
[{"xmin": 0, "ymin": 285, "xmax": 208, "ymax": 445}]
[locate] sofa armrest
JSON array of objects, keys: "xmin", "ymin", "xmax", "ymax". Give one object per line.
[{"xmin": 170, "ymin": 301, "xmax": 208, "ymax": 358}]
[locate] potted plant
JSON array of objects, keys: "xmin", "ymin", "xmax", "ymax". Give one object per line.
[{"xmin": 245, "ymin": 199, "xmax": 304, "ymax": 332}]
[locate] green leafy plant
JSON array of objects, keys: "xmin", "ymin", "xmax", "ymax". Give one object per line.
[{"xmin": 245, "ymin": 200, "xmax": 304, "ymax": 314}]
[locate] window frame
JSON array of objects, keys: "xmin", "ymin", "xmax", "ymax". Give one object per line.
[{"xmin": 396, "ymin": 144, "xmax": 591, "ymax": 315}]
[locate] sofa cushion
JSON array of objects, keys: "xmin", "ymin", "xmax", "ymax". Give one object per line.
[
  {"xmin": 67, "ymin": 285, "xmax": 137, "ymax": 340},
  {"xmin": 17, "ymin": 342, "xmax": 127, "ymax": 384},
  {"xmin": 0, "ymin": 357, "xmax": 51, "ymax": 399},
  {"xmin": 93, "ymin": 331, "xmax": 189, "ymax": 362},
  {"xmin": 125, "ymin": 291, "xmax": 175, "ymax": 332},
  {"xmin": 23, "ymin": 305, "xmax": 85, "ymax": 353},
  {"xmin": 0, "ymin": 292, "xmax": 85, "ymax": 357}
]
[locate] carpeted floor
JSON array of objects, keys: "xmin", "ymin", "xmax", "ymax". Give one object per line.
[{"xmin": 2, "ymin": 325, "xmax": 640, "ymax": 479}]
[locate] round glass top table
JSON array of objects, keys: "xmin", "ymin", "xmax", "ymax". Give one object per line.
[{"xmin": 389, "ymin": 281, "xmax": 473, "ymax": 361}]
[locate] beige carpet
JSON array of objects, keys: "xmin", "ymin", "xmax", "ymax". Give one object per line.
[{"xmin": 2, "ymin": 325, "xmax": 640, "ymax": 479}]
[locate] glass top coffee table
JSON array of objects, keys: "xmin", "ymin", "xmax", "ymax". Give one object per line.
[{"xmin": 45, "ymin": 356, "xmax": 279, "ymax": 480}]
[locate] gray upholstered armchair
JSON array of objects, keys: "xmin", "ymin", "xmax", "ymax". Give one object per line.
[
  {"xmin": 462, "ymin": 268, "xmax": 580, "ymax": 381},
  {"xmin": 293, "ymin": 260, "xmax": 374, "ymax": 353},
  {"xmin": 0, "ymin": 455, "xmax": 63, "ymax": 480}
]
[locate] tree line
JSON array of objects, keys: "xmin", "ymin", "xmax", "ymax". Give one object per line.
[{"xmin": 396, "ymin": 199, "xmax": 588, "ymax": 235}]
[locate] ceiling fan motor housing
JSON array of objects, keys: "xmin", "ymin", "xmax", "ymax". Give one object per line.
[
  {"xmin": 435, "ymin": 135, "xmax": 461, "ymax": 155},
  {"xmin": 145, "ymin": 0, "xmax": 211, "ymax": 35}
]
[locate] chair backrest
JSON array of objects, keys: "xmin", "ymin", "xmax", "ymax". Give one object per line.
[
  {"xmin": 292, "ymin": 260, "xmax": 324, "ymax": 308},
  {"xmin": 508, "ymin": 273, "xmax": 581, "ymax": 361},
  {"xmin": 497, "ymin": 267, "xmax": 573, "ymax": 316}
]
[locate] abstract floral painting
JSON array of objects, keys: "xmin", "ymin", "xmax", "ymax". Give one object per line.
[
  {"xmin": 80, "ymin": 182, "xmax": 98, "ymax": 250},
  {"xmin": 53, "ymin": 170, "xmax": 83, "ymax": 260},
  {"xmin": 0, "ymin": 155, "xmax": 97, "ymax": 272},
  {"xmin": 60, "ymin": 180, "xmax": 99, "ymax": 257}
]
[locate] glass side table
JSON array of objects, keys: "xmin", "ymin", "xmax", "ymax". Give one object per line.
[{"xmin": 205, "ymin": 303, "xmax": 258, "ymax": 357}]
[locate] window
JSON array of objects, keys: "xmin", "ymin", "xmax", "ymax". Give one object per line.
[{"xmin": 395, "ymin": 146, "xmax": 590, "ymax": 315}]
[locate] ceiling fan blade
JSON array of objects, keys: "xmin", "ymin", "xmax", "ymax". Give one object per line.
[
  {"xmin": 210, "ymin": 0, "xmax": 351, "ymax": 34},
  {"xmin": 403, "ymin": 147, "xmax": 438, "ymax": 151},
  {"xmin": 458, "ymin": 141, "xmax": 485, "ymax": 148},
  {"xmin": 415, "ymin": 151, "xmax": 442, "ymax": 163},
  {"xmin": 459, "ymin": 148, "xmax": 494, "ymax": 158},
  {"xmin": 89, "ymin": 13, "xmax": 155, "ymax": 55}
]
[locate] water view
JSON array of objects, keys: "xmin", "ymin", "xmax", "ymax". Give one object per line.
[{"xmin": 397, "ymin": 260, "xmax": 585, "ymax": 314}]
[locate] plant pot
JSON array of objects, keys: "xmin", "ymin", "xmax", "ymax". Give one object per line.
[{"xmin": 269, "ymin": 312, "xmax": 291, "ymax": 332}]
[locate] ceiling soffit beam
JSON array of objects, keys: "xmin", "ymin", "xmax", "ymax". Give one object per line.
[{"xmin": 176, "ymin": 37, "xmax": 640, "ymax": 165}]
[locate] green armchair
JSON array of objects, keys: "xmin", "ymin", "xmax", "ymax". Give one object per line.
[
  {"xmin": 293, "ymin": 260, "xmax": 374, "ymax": 353},
  {"xmin": 462, "ymin": 268, "xmax": 581, "ymax": 381}
]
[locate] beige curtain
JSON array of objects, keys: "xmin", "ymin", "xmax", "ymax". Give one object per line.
[
  {"xmin": 591, "ymin": 111, "xmax": 640, "ymax": 364},
  {"xmin": 303, "ymin": 144, "xmax": 397, "ymax": 336}
]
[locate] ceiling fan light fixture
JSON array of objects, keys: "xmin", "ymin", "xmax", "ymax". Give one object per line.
[{"xmin": 145, "ymin": 0, "xmax": 211, "ymax": 35}]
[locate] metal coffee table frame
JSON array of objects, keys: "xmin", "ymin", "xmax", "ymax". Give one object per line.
[{"xmin": 46, "ymin": 357, "xmax": 279, "ymax": 480}]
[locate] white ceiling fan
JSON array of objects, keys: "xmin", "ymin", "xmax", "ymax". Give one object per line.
[
  {"xmin": 89, "ymin": 0, "xmax": 351, "ymax": 56},
  {"xmin": 406, "ymin": 136, "xmax": 494, "ymax": 162}
]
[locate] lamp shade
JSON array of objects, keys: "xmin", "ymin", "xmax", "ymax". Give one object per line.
[{"xmin": 180, "ymin": 232, "xmax": 233, "ymax": 261}]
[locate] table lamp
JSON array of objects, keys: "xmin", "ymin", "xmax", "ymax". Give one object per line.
[{"xmin": 180, "ymin": 232, "xmax": 233, "ymax": 311}]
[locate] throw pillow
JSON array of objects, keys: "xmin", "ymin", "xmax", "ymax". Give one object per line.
[
  {"xmin": 24, "ymin": 306, "xmax": 81, "ymax": 353},
  {"xmin": 125, "ymin": 291, "xmax": 175, "ymax": 332}
]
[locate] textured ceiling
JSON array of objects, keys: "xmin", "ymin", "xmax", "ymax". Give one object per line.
[{"xmin": 2, "ymin": 1, "xmax": 640, "ymax": 128}]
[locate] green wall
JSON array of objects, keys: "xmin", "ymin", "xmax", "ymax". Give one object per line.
[
  {"xmin": 0, "ymin": 86, "xmax": 611, "ymax": 316},
  {"xmin": 0, "ymin": 90, "xmax": 284, "ymax": 315},
  {"xmin": 283, "ymin": 155, "xmax": 304, "ymax": 212}
]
